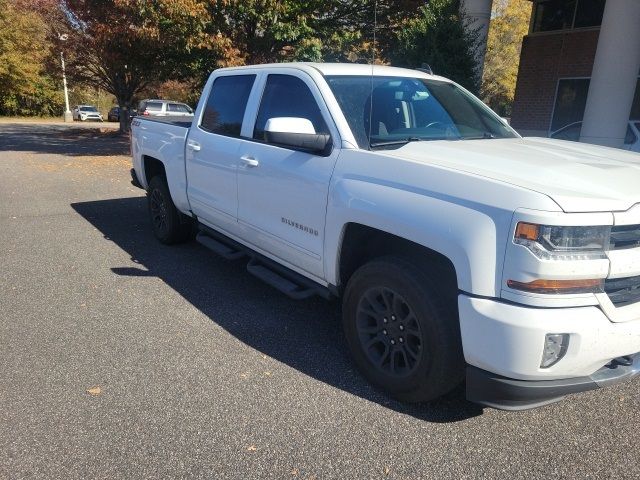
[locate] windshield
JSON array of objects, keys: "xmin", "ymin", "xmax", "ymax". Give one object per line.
[
  {"xmin": 326, "ymin": 76, "xmax": 517, "ymax": 148},
  {"xmin": 80, "ymin": 106, "xmax": 98, "ymax": 112}
]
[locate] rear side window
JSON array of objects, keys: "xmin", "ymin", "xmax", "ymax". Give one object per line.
[
  {"xmin": 201, "ymin": 75, "xmax": 256, "ymax": 136},
  {"xmin": 168, "ymin": 103, "xmax": 192, "ymax": 113},
  {"xmin": 146, "ymin": 102, "xmax": 163, "ymax": 111},
  {"xmin": 253, "ymin": 74, "xmax": 329, "ymax": 141}
]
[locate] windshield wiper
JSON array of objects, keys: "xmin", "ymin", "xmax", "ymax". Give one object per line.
[
  {"xmin": 463, "ymin": 132, "xmax": 496, "ymax": 140},
  {"xmin": 369, "ymin": 137, "xmax": 426, "ymax": 149}
]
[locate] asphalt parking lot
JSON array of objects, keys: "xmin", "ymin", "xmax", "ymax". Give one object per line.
[{"xmin": 1, "ymin": 121, "xmax": 639, "ymax": 479}]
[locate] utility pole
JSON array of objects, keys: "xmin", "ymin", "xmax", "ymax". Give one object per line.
[{"xmin": 59, "ymin": 34, "xmax": 73, "ymax": 122}]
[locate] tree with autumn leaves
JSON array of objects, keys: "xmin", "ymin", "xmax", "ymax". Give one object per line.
[
  {"xmin": 59, "ymin": 0, "xmax": 211, "ymax": 131},
  {"xmin": 0, "ymin": 0, "xmax": 63, "ymax": 116},
  {"xmin": 1, "ymin": 0, "xmax": 531, "ymax": 130},
  {"xmin": 481, "ymin": 0, "xmax": 532, "ymax": 117}
]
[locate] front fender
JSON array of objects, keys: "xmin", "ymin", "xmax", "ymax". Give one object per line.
[{"xmin": 325, "ymin": 177, "xmax": 508, "ymax": 296}]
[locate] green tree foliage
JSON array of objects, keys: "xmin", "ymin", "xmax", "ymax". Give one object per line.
[
  {"xmin": 62, "ymin": 0, "xmax": 211, "ymax": 131},
  {"xmin": 481, "ymin": 0, "xmax": 531, "ymax": 116},
  {"xmin": 195, "ymin": 1, "xmax": 424, "ymax": 70},
  {"xmin": 203, "ymin": 1, "xmax": 319, "ymax": 65},
  {"xmin": 2, "ymin": 0, "xmax": 488, "ymax": 119},
  {"xmin": 0, "ymin": 0, "xmax": 62, "ymax": 116},
  {"xmin": 391, "ymin": 0, "xmax": 479, "ymax": 92}
]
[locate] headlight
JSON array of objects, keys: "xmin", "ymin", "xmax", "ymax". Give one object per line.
[
  {"xmin": 514, "ymin": 222, "xmax": 610, "ymax": 261},
  {"xmin": 508, "ymin": 222, "xmax": 609, "ymax": 295}
]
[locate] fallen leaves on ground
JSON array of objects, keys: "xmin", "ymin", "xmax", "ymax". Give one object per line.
[{"xmin": 86, "ymin": 386, "xmax": 101, "ymax": 395}]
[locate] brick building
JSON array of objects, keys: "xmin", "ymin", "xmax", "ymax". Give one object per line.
[{"xmin": 509, "ymin": 0, "xmax": 640, "ymax": 143}]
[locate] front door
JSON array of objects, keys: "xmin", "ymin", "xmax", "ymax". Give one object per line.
[{"xmin": 237, "ymin": 73, "xmax": 340, "ymax": 279}]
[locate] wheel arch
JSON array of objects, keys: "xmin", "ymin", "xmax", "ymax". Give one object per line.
[
  {"xmin": 142, "ymin": 155, "xmax": 166, "ymax": 187},
  {"xmin": 336, "ymin": 223, "xmax": 460, "ymax": 300}
]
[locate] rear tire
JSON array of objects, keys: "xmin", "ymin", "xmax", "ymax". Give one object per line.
[
  {"xmin": 147, "ymin": 175, "xmax": 194, "ymax": 244},
  {"xmin": 342, "ymin": 255, "xmax": 464, "ymax": 402}
]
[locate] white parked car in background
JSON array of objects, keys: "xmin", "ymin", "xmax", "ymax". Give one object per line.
[
  {"xmin": 550, "ymin": 120, "xmax": 640, "ymax": 153},
  {"xmin": 72, "ymin": 105, "xmax": 103, "ymax": 122}
]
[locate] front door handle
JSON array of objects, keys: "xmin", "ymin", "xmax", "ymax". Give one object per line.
[
  {"xmin": 240, "ymin": 155, "xmax": 259, "ymax": 168},
  {"xmin": 187, "ymin": 141, "xmax": 201, "ymax": 151}
]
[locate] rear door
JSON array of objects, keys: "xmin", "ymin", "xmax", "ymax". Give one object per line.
[
  {"xmin": 236, "ymin": 71, "xmax": 340, "ymax": 278},
  {"xmin": 185, "ymin": 73, "xmax": 257, "ymax": 232}
]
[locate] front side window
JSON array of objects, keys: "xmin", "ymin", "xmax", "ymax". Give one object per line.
[
  {"xmin": 253, "ymin": 74, "xmax": 329, "ymax": 141},
  {"xmin": 326, "ymin": 76, "xmax": 516, "ymax": 149},
  {"xmin": 178, "ymin": 104, "xmax": 192, "ymax": 113},
  {"xmin": 625, "ymin": 125, "xmax": 636, "ymax": 145},
  {"xmin": 631, "ymin": 79, "xmax": 640, "ymax": 120},
  {"xmin": 551, "ymin": 123, "xmax": 582, "ymax": 141},
  {"xmin": 201, "ymin": 75, "xmax": 255, "ymax": 136},
  {"xmin": 168, "ymin": 103, "xmax": 192, "ymax": 113}
]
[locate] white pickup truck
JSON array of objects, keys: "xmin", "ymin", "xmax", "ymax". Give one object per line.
[{"xmin": 131, "ymin": 63, "xmax": 640, "ymax": 410}]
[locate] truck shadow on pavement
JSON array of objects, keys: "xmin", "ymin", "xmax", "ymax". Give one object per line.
[
  {"xmin": 71, "ymin": 196, "xmax": 484, "ymax": 423},
  {"xmin": 0, "ymin": 123, "xmax": 129, "ymax": 156}
]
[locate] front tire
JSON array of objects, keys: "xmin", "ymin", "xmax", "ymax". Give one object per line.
[
  {"xmin": 147, "ymin": 175, "xmax": 194, "ymax": 244},
  {"xmin": 342, "ymin": 255, "xmax": 464, "ymax": 402}
]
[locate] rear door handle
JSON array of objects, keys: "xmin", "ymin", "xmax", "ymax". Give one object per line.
[
  {"xmin": 187, "ymin": 141, "xmax": 201, "ymax": 151},
  {"xmin": 240, "ymin": 155, "xmax": 259, "ymax": 168}
]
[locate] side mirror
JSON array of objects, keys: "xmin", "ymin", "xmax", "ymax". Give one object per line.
[{"xmin": 264, "ymin": 117, "xmax": 330, "ymax": 154}]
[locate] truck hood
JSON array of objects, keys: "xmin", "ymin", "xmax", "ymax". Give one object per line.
[{"xmin": 384, "ymin": 137, "xmax": 640, "ymax": 213}]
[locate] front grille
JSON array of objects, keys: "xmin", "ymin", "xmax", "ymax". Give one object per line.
[
  {"xmin": 605, "ymin": 275, "xmax": 640, "ymax": 307},
  {"xmin": 610, "ymin": 225, "xmax": 640, "ymax": 250}
]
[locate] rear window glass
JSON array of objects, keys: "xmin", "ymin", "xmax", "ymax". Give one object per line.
[{"xmin": 201, "ymin": 75, "xmax": 256, "ymax": 136}]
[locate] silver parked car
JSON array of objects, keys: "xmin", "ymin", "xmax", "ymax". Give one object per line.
[
  {"xmin": 138, "ymin": 99, "xmax": 194, "ymax": 117},
  {"xmin": 72, "ymin": 105, "xmax": 103, "ymax": 122},
  {"xmin": 550, "ymin": 120, "xmax": 640, "ymax": 153}
]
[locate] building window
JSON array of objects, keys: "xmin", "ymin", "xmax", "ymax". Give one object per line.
[
  {"xmin": 533, "ymin": 0, "xmax": 605, "ymax": 33},
  {"xmin": 550, "ymin": 78, "xmax": 590, "ymax": 132},
  {"xmin": 573, "ymin": 0, "xmax": 606, "ymax": 28},
  {"xmin": 551, "ymin": 77, "xmax": 640, "ymax": 133}
]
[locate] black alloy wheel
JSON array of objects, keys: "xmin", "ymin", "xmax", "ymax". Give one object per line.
[
  {"xmin": 356, "ymin": 286, "xmax": 423, "ymax": 377},
  {"xmin": 343, "ymin": 255, "xmax": 464, "ymax": 402},
  {"xmin": 149, "ymin": 187, "xmax": 169, "ymax": 238},
  {"xmin": 147, "ymin": 175, "xmax": 194, "ymax": 244}
]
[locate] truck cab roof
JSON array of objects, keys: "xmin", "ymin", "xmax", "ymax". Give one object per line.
[{"xmin": 214, "ymin": 62, "xmax": 449, "ymax": 81}]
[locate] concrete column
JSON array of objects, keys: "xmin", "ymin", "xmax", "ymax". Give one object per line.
[
  {"xmin": 580, "ymin": 0, "xmax": 640, "ymax": 148},
  {"xmin": 460, "ymin": 0, "xmax": 494, "ymax": 79}
]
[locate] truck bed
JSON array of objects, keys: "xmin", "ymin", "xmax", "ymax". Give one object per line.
[{"xmin": 135, "ymin": 116, "xmax": 193, "ymax": 128}]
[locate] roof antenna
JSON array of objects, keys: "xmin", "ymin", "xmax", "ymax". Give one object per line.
[
  {"xmin": 417, "ymin": 63, "xmax": 433, "ymax": 75},
  {"xmin": 367, "ymin": 0, "xmax": 378, "ymax": 150}
]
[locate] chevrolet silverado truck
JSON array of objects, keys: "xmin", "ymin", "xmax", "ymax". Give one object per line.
[{"xmin": 130, "ymin": 63, "xmax": 640, "ymax": 410}]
